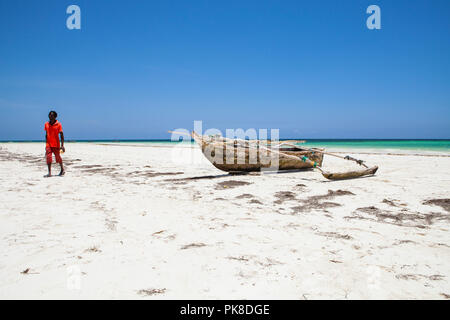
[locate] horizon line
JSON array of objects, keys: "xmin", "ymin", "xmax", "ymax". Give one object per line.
[{"xmin": 1, "ymin": 138, "xmax": 450, "ymax": 142}]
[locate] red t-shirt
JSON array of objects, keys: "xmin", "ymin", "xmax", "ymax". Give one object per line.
[{"xmin": 45, "ymin": 121, "xmax": 63, "ymax": 148}]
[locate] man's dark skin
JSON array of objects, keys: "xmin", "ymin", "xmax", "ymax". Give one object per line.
[{"xmin": 46, "ymin": 112, "xmax": 65, "ymax": 176}]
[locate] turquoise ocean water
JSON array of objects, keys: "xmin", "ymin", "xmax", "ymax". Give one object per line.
[
  {"xmin": 3, "ymin": 139, "xmax": 449, "ymax": 152},
  {"xmin": 298, "ymin": 139, "xmax": 450, "ymax": 151}
]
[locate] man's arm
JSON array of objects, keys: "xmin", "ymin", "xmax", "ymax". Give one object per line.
[
  {"xmin": 44, "ymin": 123, "xmax": 48, "ymax": 147},
  {"xmin": 60, "ymin": 132, "xmax": 65, "ymax": 152}
]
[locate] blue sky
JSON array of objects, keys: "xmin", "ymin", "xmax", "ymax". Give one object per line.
[{"xmin": 0, "ymin": 0, "xmax": 449, "ymax": 139}]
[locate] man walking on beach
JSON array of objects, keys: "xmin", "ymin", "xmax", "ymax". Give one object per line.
[{"xmin": 44, "ymin": 110, "xmax": 65, "ymax": 177}]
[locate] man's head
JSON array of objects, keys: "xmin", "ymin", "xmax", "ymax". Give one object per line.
[{"xmin": 48, "ymin": 110, "xmax": 58, "ymax": 122}]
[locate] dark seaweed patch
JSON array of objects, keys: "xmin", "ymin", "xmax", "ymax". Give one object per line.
[
  {"xmin": 274, "ymin": 191, "xmax": 296, "ymax": 204},
  {"xmin": 316, "ymin": 232, "xmax": 353, "ymax": 240},
  {"xmin": 423, "ymin": 199, "xmax": 450, "ymax": 213},
  {"xmin": 236, "ymin": 193, "xmax": 254, "ymax": 199},
  {"xmin": 288, "ymin": 190, "xmax": 354, "ymax": 214},
  {"xmin": 137, "ymin": 288, "xmax": 166, "ymax": 296},
  {"xmin": 346, "ymin": 206, "xmax": 450, "ymax": 227},
  {"xmin": 215, "ymin": 180, "xmax": 251, "ymax": 190},
  {"xmin": 180, "ymin": 243, "xmax": 206, "ymax": 250}
]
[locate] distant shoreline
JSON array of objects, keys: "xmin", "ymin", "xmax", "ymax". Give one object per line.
[
  {"xmin": 1, "ymin": 138, "xmax": 450, "ymax": 142},
  {"xmin": 1, "ymin": 139, "xmax": 449, "ymax": 152}
]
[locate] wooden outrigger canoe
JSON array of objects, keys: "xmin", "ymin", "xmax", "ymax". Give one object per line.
[
  {"xmin": 191, "ymin": 131, "xmax": 323, "ymax": 173},
  {"xmin": 190, "ymin": 131, "xmax": 378, "ymax": 180}
]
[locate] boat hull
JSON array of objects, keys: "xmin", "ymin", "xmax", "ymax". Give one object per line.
[{"xmin": 192, "ymin": 132, "xmax": 323, "ymax": 173}]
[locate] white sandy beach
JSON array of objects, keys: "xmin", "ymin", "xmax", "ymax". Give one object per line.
[{"xmin": 0, "ymin": 142, "xmax": 449, "ymax": 299}]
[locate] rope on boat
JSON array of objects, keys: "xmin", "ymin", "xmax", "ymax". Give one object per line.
[{"xmin": 275, "ymin": 141, "xmax": 368, "ymax": 168}]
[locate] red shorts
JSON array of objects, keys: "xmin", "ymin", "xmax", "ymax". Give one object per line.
[{"xmin": 46, "ymin": 147, "xmax": 62, "ymax": 164}]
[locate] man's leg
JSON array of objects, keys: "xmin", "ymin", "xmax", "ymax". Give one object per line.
[
  {"xmin": 59, "ymin": 161, "xmax": 65, "ymax": 176},
  {"xmin": 45, "ymin": 147, "xmax": 52, "ymax": 177},
  {"xmin": 54, "ymin": 148, "xmax": 65, "ymax": 176}
]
